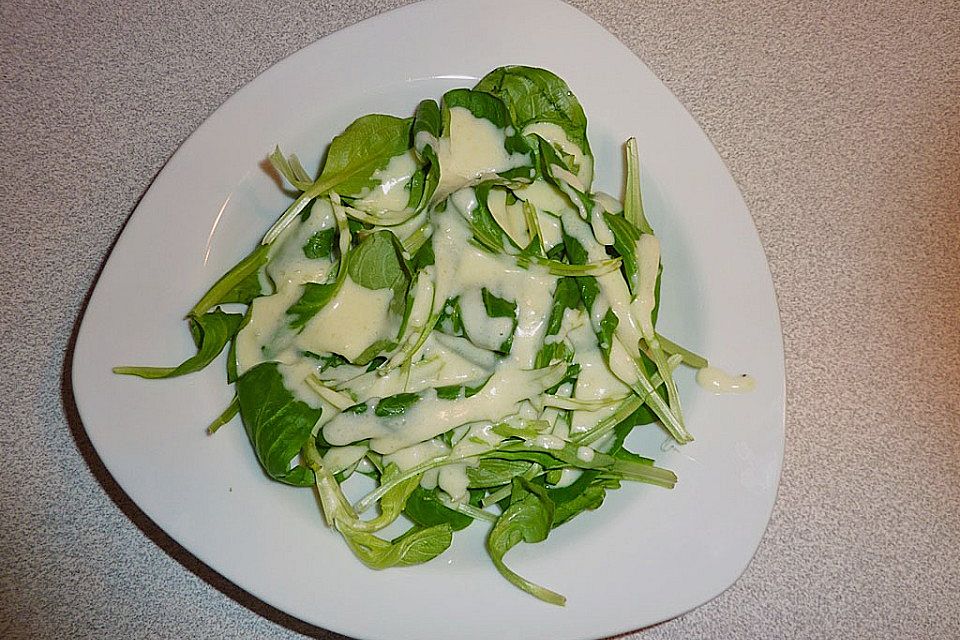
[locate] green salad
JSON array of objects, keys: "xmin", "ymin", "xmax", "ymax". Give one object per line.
[{"xmin": 116, "ymin": 66, "xmax": 709, "ymax": 605}]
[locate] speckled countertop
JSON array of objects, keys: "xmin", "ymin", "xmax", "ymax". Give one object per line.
[{"xmin": 1, "ymin": 1, "xmax": 958, "ymax": 638}]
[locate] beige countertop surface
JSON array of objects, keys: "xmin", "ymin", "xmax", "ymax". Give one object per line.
[{"xmin": 2, "ymin": 1, "xmax": 958, "ymax": 638}]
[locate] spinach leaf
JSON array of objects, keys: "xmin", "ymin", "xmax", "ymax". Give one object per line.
[
  {"xmin": 374, "ymin": 392, "xmax": 420, "ymax": 417},
  {"xmin": 604, "ymin": 211, "xmax": 663, "ymax": 323},
  {"xmin": 235, "ymin": 362, "xmax": 322, "ymax": 486},
  {"xmin": 303, "ymin": 350, "xmax": 349, "ymax": 372},
  {"xmin": 434, "ymin": 377, "xmax": 488, "ymax": 400},
  {"xmin": 352, "ymin": 339, "xmax": 397, "ymax": 367},
  {"xmin": 547, "ymin": 470, "xmax": 608, "ymax": 528},
  {"xmin": 302, "ymin": 227, "xmax": 336, "ymax": 259},
  {"xmin": 474, "ymin": 66, "xmax": 591, "ymax": 158},
  {"xmin": 560, "ymin": 231, "xmax": 600, "ymax": 310},
  {"xmin": 534, "ymin": 277, "xmax": 581, "ymax": 368},
  {"xmin": 338, "ymin": 522, "xmax": 453, "ymax": 569},
  {"xmin": 404, "ymin": 486, "xmax": 474, "ymax": 531},
  {"xmin": 286, "ymin": 205, "xmax": 352, "ymax": 329},
  {"xmin": 190, "ymin": 244, "xmax": 270, "ymax": 316},
  {"xmin": 316, "ymin": 114, "xmax": 413, "ymax": 198},
  {"xmin": 491, "ymin": 439, "xmax": 614, "ymax": 471},
  {"xmin": 113, "ymin": 308, "xmax": 243, "ymax": 379},
  {"xmin": 467, "ymin": 459, "xmax": 532, "ymax": 489},
  {"xmin": 409, "ymin": 237, "xmax": 435, "ymax": 270},
  {"xmin": 536, "ymin": 136, "xmax": 595, "ymax": 216},
  {"xmin": 603, "ymin": 211, "xmax": 643, "ymax": 294},
  {"xmin": 347, "ymin": 230, "xmax": 406, "ymax": 291},
  {"xmin": 442, "ymin": 88, "xmax": 512, "ymax": 131},
  {"xmin": 597, "ymin": 308, "xmax": 619, "ymax": 358},
  {"xmin": 262, "ymin": 115, "xmax": 413, "ymax": 245},
  {"xmin": 624, "ymin": 137, "xmax": 654, "ymax": 234},
  {"xmin": 486, "ymin": 479, "xmax": 564, "ymax": 606},
  {"xmin": 411, "ymin": 99, "xmax": 441, "ymax": 209},
  {"xmin": 286, "ymin": 280, "xmax": 341, "ymax": 330},
  {"xmin": 466, "ymin": 182, "xmax": 514, "ymax": 252},
  {"xmin": 348, "ymin": 230, "xmax": 412, "ymax": 322}
]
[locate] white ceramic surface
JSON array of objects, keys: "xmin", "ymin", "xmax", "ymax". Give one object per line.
[{"xmin": 72, "ymin": 1, "xmax": 785, "ymax": 638}]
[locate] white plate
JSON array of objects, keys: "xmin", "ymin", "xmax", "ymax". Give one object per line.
[{"xmin": 72, "ymin": 1, "xmax": 785, "ymax": 638}]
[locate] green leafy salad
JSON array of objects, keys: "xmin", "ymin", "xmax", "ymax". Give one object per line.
[{"xmin": 116, "ymin": 66, "xmax": 710, "ymax": 605}]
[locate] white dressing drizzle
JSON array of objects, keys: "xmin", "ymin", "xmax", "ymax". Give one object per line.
[
  {"xmin": 355, "ymin": 150, "xmax": 418, "ymax": 214},
  {"xmin": 424, "ymin": 106, "xmax": 529, "ymax": 200}
]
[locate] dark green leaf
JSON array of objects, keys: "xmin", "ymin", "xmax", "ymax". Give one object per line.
[
  {"xmin": 286, "ymin": 280, "xmax": 341, "ymax": 330},
  {"xmin": 315, "ymin": 114, "xmax": 412, "ymax": 198},
  {"xmin": 352, "ymin": 339, "xmax": 397, "ymax": 367},
  {"xmin": 411, "ymin": 99, "xmax": 441, "ymax": 209},
  {"xmin": 303, "ymin": 350, "xmax": 350, "ymax": 372},
  {"xmin": 113, "ymin": 309, "xmax": 243, "ymax": 379},
  {"xmin": 474, "ymin": 66, "xmax": 591, "ymax": 157},
  {"xmin": 235, "ymin": 362, "xmax": 322, "ymax": 486},
  {"xmin": 410, "ymin": 238, "xmax": 435, "ymax": 270},
  {"xmin": 603, "ymin": 211, "xmax": 642, "ymax": 294},
  {"xmin": 191, "ymin": 244, "xmax": 270, "ymax": 315},
  {"xmin": 302, "ymin": 227, "xmax": 336, "ymax": 259},
  {"xmin": 486, "ymin": 478, "xmax": 564, "ymax": 605},
  {"xmin": 597, "ymin": 308, "xmax": 618, "ymax": 358},
  {"xmin": 404, "ymin": 486, "xmax": 474, "ymax": 531},
  {"xmin": 436, "ymin": 296, "xmax": 465, "ymax": 337},
  {"xmin": 560, "ymin": 231, "xmax": 600, "ymax": 310},
  {"xmin": 547, "ymin": 470, "xmax": 607, "ymax": 527},
  {"xmin": 535, "ymin": 278, "xmax": 581, "ymax": 368},
  {"xmin": 374, "ymin": 392, "xmax": 420, "ymax": 417},
  {"xmin": 347, "ymin": 230, "xmax": 406, "ymax": 290}
]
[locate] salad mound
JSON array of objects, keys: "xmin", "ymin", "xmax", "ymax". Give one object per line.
[{"xmin": 115, "ymin": 66, "xmax": 709, "ymax": 605}]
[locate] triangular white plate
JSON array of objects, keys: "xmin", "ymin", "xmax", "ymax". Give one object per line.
[{"xmin": 73, "ymin": 1, "xmax": 785, "ymax": 638}]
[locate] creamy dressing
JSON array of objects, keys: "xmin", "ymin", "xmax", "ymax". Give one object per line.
[
  {"xmin": 322, "ymin": 445, "xmax": 368, "ymax": 474},
  {"xmin": 341, "ymin": 334, "xmax": 492, "ymax": 402},
  {"xmin": 565, "ymin": 314, "xmax": 632, "ymax": 433},
  {"xmin": 295, "ymin": 278, "xmax": 395, "ymax": 363},
  {"xmin": 424, "ymin": 106, "xmax": 529, "ymax": 200},
  {"xmin": 593, "ymin": 191, "xmax": 622, "ymax": 214},
  {"xmin": 383, "ymin": 438, "xmax": 450, "ymax": 471},
  {"xmin": 696, "ymin": 366, "xmax": 757, "ymax": 394},
  {"xmin": 513, "ymin": 179, "xmax": 573, "ymax": 215},
  {"xmin": 590, "ymin": 210, "xmax": 615, "ymax": 246},
  {"xmin": 485, "ymin": 187, "xmax": 530, "ymax": 247},
  {"xmin": 322, "ymin": 366, "xmax": 566, "ymax": 454},
  {"xmin": 438, "ymin": 464, "xmax": 470, "ymax": 502},
  {"xmin": 266, "ymin": 198, "xmax": 336, "ymax": 288},
  {"xmin": 576, "ymin": 446, "xmax": 596, "ymax": 463},
  {"xmin": 458, "ymin": 287, "xmax": 514, "ymax": 352},
  {"xmin": 278, "ymin": 359, "xmax": 326, "ymax": 410},
  {"xmin": 530, "ymin": 434, "xmax": 566, "ymax": 450},
  {"xmin": 430, "ymin": 208, "xmax": 557, "ymax": 369},
  {"xmin": 355, "ymin": 150, "xmax": 418, "ymax": 214},
  {"xmin": 631, "ymin": 234, "xmax": 660, "ymax": 339},
  {"xmin": 235, "ymin": 284, "xmax": 302, "ymax": 375}
]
